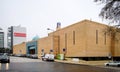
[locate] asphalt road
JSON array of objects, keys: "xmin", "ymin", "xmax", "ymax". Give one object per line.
[{"xmin": 0, "ymin": 56, "xmax": 120, "ymax": 72}]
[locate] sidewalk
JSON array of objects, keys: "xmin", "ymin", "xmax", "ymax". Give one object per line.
[
  {"xmin": 55, "ymin": 58, "xmax": 108, "ymax": 66},
  {"xmin": 55, "ymin": 59, "xmax": 120, "ymax": 70}
]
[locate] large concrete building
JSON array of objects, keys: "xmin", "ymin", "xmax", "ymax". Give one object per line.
[
  {"xmin": 0, "ymin": 28, "xmax": 4, "ymax": 48},
  {"xmin": 13, "ymin": 20, "xmax": 120, "ymax": 60},
  {"xmin": 7, "ymin": 25, "xmax": 26, "ymax": 53}
]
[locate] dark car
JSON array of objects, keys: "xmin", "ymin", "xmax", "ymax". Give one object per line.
[{"xmin": 0, "ymin": 54, "xmax": 10, "ymax": 63}]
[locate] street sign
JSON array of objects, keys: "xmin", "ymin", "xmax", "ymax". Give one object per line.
[{"xmin": 63, "ymin": 48, "xmax": 66, "ymax": 52}]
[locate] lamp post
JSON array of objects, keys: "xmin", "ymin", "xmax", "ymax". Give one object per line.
[{"xmin": 47, "ymin": 28, "xmax": 54, "ymax": 54}]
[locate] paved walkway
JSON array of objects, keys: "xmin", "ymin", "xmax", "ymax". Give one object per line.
[
  {"xmin": 10, "ymin": 56, "xmax": 42, "ymax": 63},
  {"xmin": 55, "ymin": 58, "xmax": 108, "ymax": 66},
  {"xmin": 55, "ymin": 58, "xmax": 120, "ymax": 70}
]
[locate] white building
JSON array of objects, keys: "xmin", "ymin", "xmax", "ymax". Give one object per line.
[{"xmin": 7, "ymin": 25, "xmax": 26, "ymax": 53}]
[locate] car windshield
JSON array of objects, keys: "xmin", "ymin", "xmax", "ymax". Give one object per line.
[
  {"xmin": 109, "ymin": 61, "xmax": 120, "ymax": 63},
  {"xmin": 1, "ymin": 55, "xmax": 8, "ymax": 58}
]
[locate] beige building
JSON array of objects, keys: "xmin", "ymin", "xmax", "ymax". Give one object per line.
[
  {"xmin": 13, "ymin": 19, "xmax": 120, "ymax": 60},
  {"xmin": 13, "ymin": 42, "xmax": 26, "ymax": 56}
]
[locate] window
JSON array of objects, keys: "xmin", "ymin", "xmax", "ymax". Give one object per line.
[
  {"xmin": 104, "ymin": 32, "xmax": 106, "ymax": 45},
  {"xmin": 73, "ymin": 31, "xmax": 75, "ymax": 45},
  {"xmin": 65, "ymin": 33, "xmax": 67, "ymax": 48},
  {"xmin": 96, "ymin": 30, "xmax": 98, "ymax": 44}
]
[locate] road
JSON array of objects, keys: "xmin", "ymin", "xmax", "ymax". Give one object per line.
[{"xmin": 0, "ymin": 56, "xmax": 120, "ymax": 72}]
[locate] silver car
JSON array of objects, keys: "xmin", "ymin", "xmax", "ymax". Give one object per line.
[{"xmin": 104, "ymin": 61, "xmax": 120, "ymax": 67}]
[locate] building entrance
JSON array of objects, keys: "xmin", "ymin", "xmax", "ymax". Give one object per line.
[
  {"xmin": 26, "ymin": 41, "xmax": 37, "ymax": 55},
  {"xmin": 29, "ymin": 49, "xmax": 35, "ymax": 54},
  {"xmin": 28, "ymin": 46, "xmax": 36, "ymax": 54}
]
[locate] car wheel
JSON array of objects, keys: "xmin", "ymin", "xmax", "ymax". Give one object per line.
[
  {"xmin": 42, "ymin": 58, "xmax": 44, "ymax": 61},
  {"xmin": 106, "ymin": 64, "xmax": 109, "ymax": 66},
  {"xmin": 117, "ymin": 64, "xmax": 120, "ymax": 67},
  {"xmin": 7, "ymin": 60, "xmax": 10, "ymax": 63}
]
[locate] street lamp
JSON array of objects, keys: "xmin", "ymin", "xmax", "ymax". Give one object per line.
[
  {"xmin": 47, "ymin": 28, "xmax": 54, "ymax": 54},
  {"xmin": 47, "ymin": 28, "xmax": 54, "ymax": 31}
]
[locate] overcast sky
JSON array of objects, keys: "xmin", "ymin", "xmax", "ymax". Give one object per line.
[{"xmin": 0, "ymin": 0, "xmax": 106, "ymax": 42}]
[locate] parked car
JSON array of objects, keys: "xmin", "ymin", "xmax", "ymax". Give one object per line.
[
  {"xmin": 15, "ymin": 54, "xmax": 26, "ymax": 57},
  {"xmin": 26, "ymin": 54, "xmax": 31, "ymax": 58},
  {"xmin": 26, "ymin": 54, "xmax": 38, "ymax": 59},
  {"xmin": 0, "ymin": 54, "xmax": 10, "ymax": 63},
  {"xmin": 15, "ymin": 54, "xmax": 22, "ymax": 57},
  {"xmin": 104, "ymin": 61, "xmax": 120, "ymax": 67},
  {"xmin": 31, "ymin": 54, "xmax": 38, "ymax": 59},
  {"xmin": 42, "ymin": 54, "xmax": 54, "ymax": 61}
]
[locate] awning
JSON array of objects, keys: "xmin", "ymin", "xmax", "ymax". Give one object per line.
[{"xmin": 29, "ymin": 47, "xmax": 35, "ymax": 49}]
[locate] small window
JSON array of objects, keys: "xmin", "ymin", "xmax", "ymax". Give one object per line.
[
  {"xmin": 73, "ymin": 31, "xmax": 75, "ymax": 45},
  {"xmin": 104, "ymin": 32, "xmax": 106, "ymax": 45},
  {"xmin": 96, "ymin": 30, "xmax": 98, "ymax": 44},
  {"xmin": 65, "ymin": 33, "xmax": 67, "ymax": 48}
]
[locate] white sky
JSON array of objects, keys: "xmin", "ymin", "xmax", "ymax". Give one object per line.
[{"xmin": 0, "ymin": 0, "xmax": 106, "ymax": 44}]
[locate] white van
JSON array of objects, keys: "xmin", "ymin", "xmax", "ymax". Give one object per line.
[{"xmin": 42, "ymin": 54, "xmax": 54, "ymax": 61}]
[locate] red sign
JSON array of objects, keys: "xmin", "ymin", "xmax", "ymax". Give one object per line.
[{"xmin": 14, "ymin": 32, "xmax": 26, "ymax": 37}]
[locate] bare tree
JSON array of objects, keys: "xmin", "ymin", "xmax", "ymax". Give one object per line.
[
  {"xmin": 94, "ymin": 0, "xmax": 120, "ymax": 24},
  {"xmin": 95, "ymin": 0, "xmax": 120, "ymax": 60}
]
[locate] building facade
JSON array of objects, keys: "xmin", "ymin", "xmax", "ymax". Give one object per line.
[
  {"xmin": 0, "ymin": 28, "xmax": 4, "ymax": 48},
  {"xmin": 13, "ymin": 42, "xmax": 26, "ymax": 55},
  {"xmin": 26, "ymin": 41, "xmax": 37, "ymax": 55},
  {"xmin": 7, "ymin": 25, "xmax": 26, "ymax": 53},
  {"xmin": 13, "ymin": 20, "xmax": 120, "ymax": 60}
]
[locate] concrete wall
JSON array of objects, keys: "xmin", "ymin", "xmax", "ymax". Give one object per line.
[
  {"xmin": 114, "ymin": 33, "xmax": 120, "ymax": 56},
  {"xmin": 55, "ymin": 20, "xmax": 88, "ymax": 57},
  {"xmin": 85, "ymin": 21, "xmax": 111, "ymax": 57},
  {"xmin": 52, "ymin": 20, "xmax": 120, "ymax": 57},
  {"xmin": 37, "ymin": 37, "xmax": 51, "ymax": 58},
  {"xmin": 13, "ymin": 42, "xmax": 26, "ymax": 55}
]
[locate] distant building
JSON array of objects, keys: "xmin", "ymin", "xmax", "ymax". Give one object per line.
[
  {"xmin": 7, "ymin": 25, "xmax": 26, "ymax": 53},
  {"xmin": 0, "ymin": 28, "xmax": 4, "ymax": 48}
]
